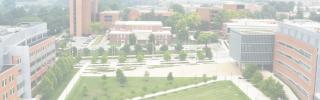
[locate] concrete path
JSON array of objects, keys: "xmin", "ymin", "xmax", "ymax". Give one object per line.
[
  {"xmin": 58, "ymin": 62, "xmax": 89, "ymax": 100},
  {"xmin": 130, "ymin": 76, "xmax": 269, "ymax": 100}
]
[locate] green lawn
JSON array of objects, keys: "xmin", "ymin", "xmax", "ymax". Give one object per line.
[
  {"xmin": 67, "ymin": 77, "xmax": 208, "ymax": 100},
  {"xmin": 150, "ymin": 81, "xmax": 249, "ymax": 100}
]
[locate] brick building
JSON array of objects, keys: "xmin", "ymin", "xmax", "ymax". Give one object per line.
[
  {"xmin": 108, "ymin": 21, "xmax": 172, "ymax": 45},
  {"xmin": 99, "ymin": 11, "xmax": 120, "ymax": 29}
]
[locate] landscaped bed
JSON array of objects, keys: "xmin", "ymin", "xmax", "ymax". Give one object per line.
[{"xmin": 67, "ymin": 77, "xmax": 208, "ymax": 100}]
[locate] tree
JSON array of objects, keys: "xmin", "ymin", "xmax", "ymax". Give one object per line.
[
  {"xmin": 170, "ymin": 4, "xmax": 185, "ymax": 14},
  {"xmin": 197, "ymin": 51, "xmax": 205, "ymax": 60},
  {"xmin": 163, "ymin": 51, "xmax": 171, "ymax": 61},
  {"xmin": 118, "ymin": 52, "xmax": 127, "ymax": 63},
  {"xmin": 71, "ymin": 47, "xmax": 78, "ymax": 56},
  {"xmin": 204, "ymin": 48, "xmax": 213, "ymax": 59},
  {"xmin": 136, "ymin": 52, "xmax": 144, "ymax": 62},
  {"xmin": 144, "ymin": 71, "xmax": 150, "ymax": 82},
  {"xmin": 121, "ymin": 8, "xmax": 130, "ymax": 21},
  {"xmin": 250, "ymin": 71, "xmax": 263, "ymax": 84},
  {"xmin": 160, "ymin": 45, "xmax": 168, "ymax": 52},
  {"xmin": 98, "ymin": 47, "xmax": 105, "ymax": 55},
  {"xmin": 83, "ymin": 48, "xmax": 90, "ymax": 56},
  {"xmin": 90, "ymin": 22, "xmax": 104, "ymax": 34},
  {"xmin": 121, "ymin": 44, "xmax": 130, "ymax": 53},
  {"xmin": 202, "ymin": 74, "xmax": 207, "ymax": 82},
  {"xmin": 146, "ymin": 43, "xmax": 155, "ymax": 54},
  {"xmin": 310, "ymin": 12, "xmax": 320, "ymax": 22},
  {"xmin": 197, "ymin": 32, "xmax": 218, "ymax": 48},
  {"xmin": 129, "ymin": 34, "xmax": 137, "ymax": 45},
  {"xmin": 91, "ymin": 50, "xmax": 98, "ymax": 64},
  {"xmin": 175, "ymin": 44, "xmax": 183, "ymax": 51},
  {"xmin": 243, "ymin": 64, "xmax": 259, "ymax": 79},
  {"xmin": 179, "ymin": 51, "xmax": 187, "ymax": 61},
  {"xmin": 167, "ymin": 72, "xmax": 174, "ymax": 83},
  {"xmin": 116, "ymin": 69, "xmax": 127, "ymax": 87},
  {"xmin": 101, "ymin": 52, "xmax": 108, "ymax": 64},
  {"xmin": 148, "ymin": 34, "xmax": 156, "ymax": 44},
  {"xmin": 134, "ymin": 44, "xmax": 143, "ymax": 53}
]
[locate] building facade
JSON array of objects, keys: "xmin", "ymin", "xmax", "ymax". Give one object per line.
[
  {"xmin": 229, "ymin": 28, "xmax": 275, "ymax": 70},
  {"xmin": 273, "ymin": 20, "xmax": 320, "ymax": 100},
  {"xmin": 108, "ymin": 21, "xmax": 172, "ymax": 45},
  {"xmin": 127, "ymin": 6, "xmax": 173, "ymax": 21},
  {"xmin": 69, "ymin": 0, "xmax": 98, "ymax": 36},
  {"xmin": 0, "ymin": 23, "xmax": 56, "ymax": 99},
  {"xmin": 99, "ymin": 11, "xmax": 120, "ymax": 29},
  {"xmin": 196, "ymin": 7, "xmax": 221, "ymax": 30}
]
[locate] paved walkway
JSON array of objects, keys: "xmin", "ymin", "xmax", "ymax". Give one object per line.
[
  {"xmin": 58, "ymin": 62, "xmax": 89, "ymax": 100},
  {"xmin": 131, "ymin": 76, "xmax": 269, "ymax": 100}
]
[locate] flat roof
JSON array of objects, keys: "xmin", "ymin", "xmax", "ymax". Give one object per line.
[
  {"xmin": 100, "ymin": 11, "xmax": 120, "ymax": 14},
  {"xmin": 232, "ymin": 28, "xmax": 275, "ymax": 35},
  {"xmin": 283, "ymin": 19, "xmax": 320, "ymax": 33},
  {"xmin": 0, "ymin": 65, "xmax": 16, "ymax": 74},
  {"xmin": 115, "ymin": 21, "xmax": 163, "ymax": 26}
]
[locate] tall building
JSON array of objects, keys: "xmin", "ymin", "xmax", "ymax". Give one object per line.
[
  {"xmin": 273, "ymin": 20, "xmax": 320, "ymax": 100},
  {"xmin": 108, "ymin": 21, "xmax": 172, "ymax": 45},
  {"xmin": 0, "ymin": 22, "xmax": 56, "ymax": 99},
  {"xmin": 69, "ymin": 0, "xmax": 98, "ymax": 37}
]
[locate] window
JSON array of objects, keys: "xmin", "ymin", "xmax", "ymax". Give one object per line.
[
  {"xmin": 2, "ymin": 79, "xmax": 6, "ymax": 87},
  {"xmin": 2, "ymin": 93, "xmax": 7, "ymax": 100},
  {"xmin": 10, "ymin": 87, "xmax": 14, "ymax": 95}
]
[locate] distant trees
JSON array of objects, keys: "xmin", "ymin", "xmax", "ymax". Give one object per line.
[
  {"xmin": 121, "ymin": 44, "xmax": 130, "ymax": 53},
  {"xmin": 91, "ymin": 50, "xmax": 99, "ymax": 64},
  {"xmin": 83, "ymin": 48, "xmax": 90, "ymax": 56},
  {"xmin": 204, "ymin": 48, "xmax": 213, "ymax": 60},
  {"xmin": 170, "ymin": 4, "xmax": 185, "ymax": 14},
  {"xmin": 310, "ymin": 12, "xmax": 320, "ymax": 22},
  {"xmin": 134, "ymin": 44, "xmax": 143, "ymax": 53},
  {"xmin": 101, "ymin": 52, "xmax": 108, "ymax": 64}
]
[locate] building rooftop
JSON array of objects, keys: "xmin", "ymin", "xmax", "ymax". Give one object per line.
[
  {"xmin": 232, "ymin": 28, "xmax": 275, "ymax": 35},
  {"xmin": 115, "ymin": 21, "xmax": 163, "ymax": 26},
  {"xmin": 0, "ymin": 65, "xmax": 16, "ymax": 74},
  {"xmin": 283, "ymin": 19, "xmax": 320, "ymax": 33},
  {"xmin": 100, "ymin": 11, "xmax": 120, "ymax": 14}
]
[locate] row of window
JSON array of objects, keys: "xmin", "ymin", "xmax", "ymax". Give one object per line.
[
  {"xmin": 2, "ymin": 87, "xmax": 15, "ymax": 100},
  {"xmin": 2, "ymin": 74, "xmax": 15, "ymax": 88},
  {"xmin": 30, "ymin": 39, "xmax": 54, "ymax": 57},
  {"xmin": 277, "ymin": 72, "xmax": 309, "ymax": 97},
  {"xmin": 278, "ymin": 51, "xmax": 311, "ymax": 71},
  {"xmin": 276, "ymin": 60, "xmax": 310, "ymax": 83},
  {"xmin": 278, "ymin": 41, "xmax": 312, "ymax": 59}
]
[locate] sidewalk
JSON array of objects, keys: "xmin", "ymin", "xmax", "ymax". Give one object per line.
[{"xmin": 58, "ymin": 63, "xmax": 89, "ymax": 100}]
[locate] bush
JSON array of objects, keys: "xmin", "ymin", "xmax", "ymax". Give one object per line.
[
  {"xmin": 167, "ymin": 72, "xmax": 174, "ymax": 83},
  {"xmin": 163, "ymin": 51, "xmax": 171, "ymax": 61},
  {"xmin": 179, "ymin": 51, "xmax": 187, "ymax": 61},
  {"xmin": 243, "ymin": 64, "xmax": 259, "ymax": 79},
  {"xmin": 160, "ymin": 45, "xmax": 169, "ymax": 51},
  {"xmin": 197, "ymin": 51, "xmax": 205, "ymax": 60}
]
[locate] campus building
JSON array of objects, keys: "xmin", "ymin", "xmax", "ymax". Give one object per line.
[
  {"xmin": 127, "ymin": 6, "xmax": 173, "ymax": 21},
  {"xmin": 69, "ymin": 0, "xmax": 99, "ymax": 36},
  {"xmin": 229, "ymin": 27, "xmax": 276, "ymax": 71},
  {"xmin": 196, "ymin": 7, "xmax": 221, "ymax": 30},
  {"xmin": 0, "ymin": 23, "xmax": 56, "ymax": 99},
  {"xmin": 223, "ymin": 19, "xmax": 278, "ymax": 38},
  {"xmin": 273, "ymin": 20, "xmax": 320, "ymax": 100},
  {"xmin": 99, "ymin": 11, "xmax": 120, "ymax": 29},
  {"xmin": 108, "ymin": 21, "xmax": 172, "ymax": 45}
]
